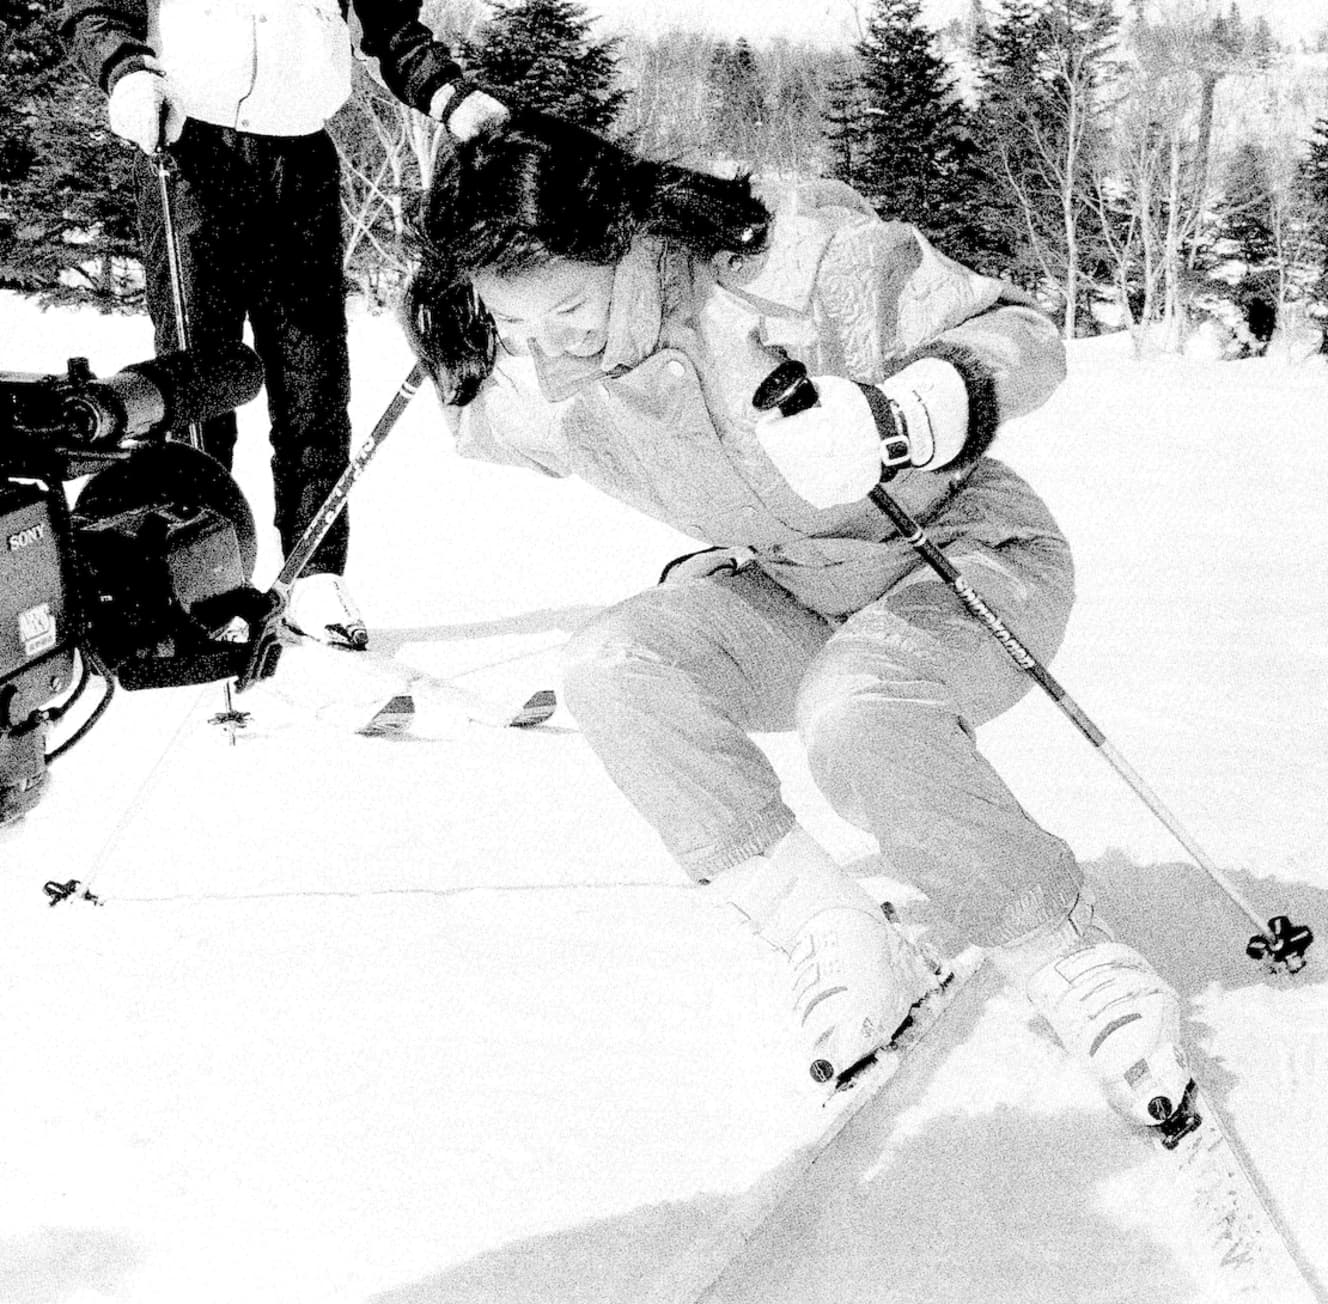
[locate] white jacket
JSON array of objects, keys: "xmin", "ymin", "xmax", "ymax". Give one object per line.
[
  {"xmin": 455, "ymin": 180, "xmax": 1070, "ymax": 617},
  {"xmin": 150, "ymin": 0, "xmax": 353, "ymax": 136}
]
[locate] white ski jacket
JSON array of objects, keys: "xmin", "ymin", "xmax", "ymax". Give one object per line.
[
  {"xmin": 150, "ymin": 0, "xmax": 353, "ymax": 136},
  {"xmin": 61, "ymin": 0, "xmax": 462, "ymax": 136}
]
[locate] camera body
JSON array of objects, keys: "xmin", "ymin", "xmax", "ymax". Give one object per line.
[
  {"xmin": 1, "ymin": 348, "xmax": 281, "ymax": 824},
  {"xmin": 0, "ymin": 480, "xmax": 78, "ymax": 823},
  {"xmin": 1, "ymin": 480, "xmax": 76, "ymax": 721}
]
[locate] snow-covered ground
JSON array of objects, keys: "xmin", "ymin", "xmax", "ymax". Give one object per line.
[{"xmin": 2, "ymin": 290, "xmax": 1326, "ymax": 1303}]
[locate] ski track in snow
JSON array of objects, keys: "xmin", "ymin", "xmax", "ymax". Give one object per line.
[{"xmin": 2, "ymin": 292, "xmax": 1326, "ymax": 1303}]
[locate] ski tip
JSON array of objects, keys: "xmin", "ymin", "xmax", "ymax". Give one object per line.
[
  {"xmin": 508, "ymin": 688, "xmax": 558, "ymax": 728},
  {"xmin": 357, "ymin": 694, "xmax": 416, "ymax": 737}
]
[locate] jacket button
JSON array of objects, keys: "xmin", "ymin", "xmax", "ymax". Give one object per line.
[{"xmin": 666, "ymin": 359, "xmax": 686, "ymax": 377}]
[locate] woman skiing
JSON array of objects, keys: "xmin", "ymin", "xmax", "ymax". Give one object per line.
[{"xmin": 402, "ymin": 110, "xmax": 1190, "ymax": 1129}]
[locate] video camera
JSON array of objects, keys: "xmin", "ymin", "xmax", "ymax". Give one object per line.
[{"xmin": 1, "ymin": 343, "xmax": 284, "ymax": 826}]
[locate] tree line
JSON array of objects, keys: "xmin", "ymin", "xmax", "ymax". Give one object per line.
[{"xmin": 3, "ymin": 0, "xmax": 1327, "ymax": 355}]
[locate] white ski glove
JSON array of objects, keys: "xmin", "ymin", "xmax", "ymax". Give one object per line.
[
  {"xmin": 429, "ymin": 80, "xmax": 510, "ymax": 141},
  {"xmin": 754, "ymin": 359, "xmax": 971, "ymax": 509},
  {"xmin": 107, "ymin": 58, "xmax": 185, "ymax": 154}
]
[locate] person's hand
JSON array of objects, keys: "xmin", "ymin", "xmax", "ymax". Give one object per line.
[
  {"xmin": 107, "ymin": 57, "xmax": 185, "ymax": 154},
  {"xmin": 754, "ymin": 360, "xmax": 971, "ymax": 509},
  {"xmin": 428, "ymin": 81, "xmax": 509, "ymax": 142},
  {"xmin": 659, "ymin": 545, "xmax": 756, "ymax": 585},
  {"xmin": 754, "ymin": 374, "xmax": 888, "ymax": 509}
]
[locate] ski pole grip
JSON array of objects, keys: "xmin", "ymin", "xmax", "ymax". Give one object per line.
[{"xmin": 753, "ymin": 360, "xmax": 819, "ymax": 417}]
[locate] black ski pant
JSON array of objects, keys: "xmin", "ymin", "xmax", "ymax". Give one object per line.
[{"xmin": 136, "ymin": 119, "xmax": 352, "ymax": 575}]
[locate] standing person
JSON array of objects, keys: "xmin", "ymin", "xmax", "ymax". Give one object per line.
[
  {"xmin": 59, "ymin": 0, "xmax": 506, "ymax": 647},
  {"xmin": 401, "ymin": 110, "xmax": 1192, "ymax": 1130}
]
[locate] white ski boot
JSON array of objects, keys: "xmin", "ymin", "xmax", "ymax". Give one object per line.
[
  {"xmin": 286, "ymin": 572, "xmax": 368, "ymax": 649},
  {"xmin": 997, "ymin": 894, "xmax": 1191, "ymax": 1127},
  {"xmin": 714, "ymin": 829, "xmax": 943, "ymax": 1086}
]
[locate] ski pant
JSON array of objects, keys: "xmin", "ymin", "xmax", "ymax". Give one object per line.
[
  {"xmin": 560, "ymin": 538, "xmax": 1084, "ymax": 949},
  {"xmin": 136, "ymin": 119, "xmax": 353, "ymax": 575}
]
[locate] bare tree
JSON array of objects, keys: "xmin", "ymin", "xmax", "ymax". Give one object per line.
[
  {"xmin": 616, "ymin": 30, "xmax": 715, "ymax": 161},
  {"xmin": 1100, "ymin": 23, "xmax": 1201, "ymax": 349},
  {"xmin": 1101, "ymin": 4, "xmax": 1268, "ymax": 350},
  {"xmin": 979, "ymin": 1, "xmax": 1121, "ymax": 337},
  {"xmin": 334, "ymin": 0, "xmax": 484, "ymax": 303}
]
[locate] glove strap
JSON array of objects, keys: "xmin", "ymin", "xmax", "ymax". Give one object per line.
[{"xmin": 854, "ymin": 383, "xmax": 912, "ymax": 475}]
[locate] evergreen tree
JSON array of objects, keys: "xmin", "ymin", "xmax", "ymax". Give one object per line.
[
  {"xmin": 1214, "ymin": 141, "xmax": 1277, "ymax": 267},
  {"xmin": 823, "ymin": 55, "xmax": 868, "ymax": 193},
  {"xmin": 0, "ymin": 0, "xmax": 140, "ymax": 304},
  {"xmin": 1302, "ymin": 117, "xmax": 1328, "ymax": 223},
  {"xmin": 971, "ymin": 0, "xmax": 1054, "ymax": 286},
  {"xmin": 841, "ymin": 0, "xmax": 978, "ymax": 257},
  {"xmin": 1205, "ymin": 141, "xmax": 1279, "ymax": 345},
  {"xmin": 1296, "ymin": 117, "xmax": 1328, "ymax": 336},
  {"xmin": 1209, "ymin": 5, "xmax": 1244, "ymax": 59},
  {"xmin": 1247, "ymin": 15, "xmax": 1276, "ymax": 68},
  {"xmin": 463, "ymin": 0, "xmax": 626, "ymax": 133}
]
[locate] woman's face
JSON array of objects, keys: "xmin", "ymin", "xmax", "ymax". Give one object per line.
[{"xmin": 474, "ymin": 259, "xmax": 616, "ymax": 360}]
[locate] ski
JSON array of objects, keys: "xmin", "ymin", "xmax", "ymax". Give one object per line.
[
  {"xmin": 309, "ymin": 633, "xmax": 559, "ymax": 734},
  {"xmin": 644, "ymin": 947, "xmax": 1325, "ymax": 1304},
  {"xmin": 357, "ymin": 686, "xmax": 558, "ymax": 735},
  {"xmin": 822, "ymin": 945, "xmax": 988, "ymax": 1102},
  {"xmin": 1154, "ymin": 1079, "xmax": 1322, "ymax": 1302},
  {"xmin": 641, "ymin": 947, "xmax": 989, "ymax": 1304},
  {"xmin": 237, "ymin": 633, "xmax": 558, "ymax": 737}
]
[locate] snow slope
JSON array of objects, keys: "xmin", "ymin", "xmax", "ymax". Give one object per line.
[{"xmin": 2, "ymin": 291, "xmax": 1326, "ymax": 1303}]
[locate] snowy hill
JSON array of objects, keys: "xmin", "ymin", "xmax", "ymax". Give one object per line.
[{"xmin": 2, "ymin": 291, "xmax": 1326, "ymax": 1303}]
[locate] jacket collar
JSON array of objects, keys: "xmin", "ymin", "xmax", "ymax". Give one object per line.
[
  {"xmin": 527, "ymin": 239, "xmax": 667, "ymax": 402},
  {"xmin": 602, "ymin": 238, "xmax": 665, "ymax": 370}
]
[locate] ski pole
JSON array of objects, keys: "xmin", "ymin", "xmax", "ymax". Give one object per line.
[
  {"xmin": 153, "ymin": 145, "xmax": 249, "ymax": 739},
  {"xmin": 753, "ymin": 359, "xmax": 1313, "ymax": 975},
  {"xmin": 230, "ymin": 363, "xmax": 426, "ymax": 697},
  {"xmin": 272, "ymin": 362, "xmax": 426, "ymax": 599},
  {"xmin": 152, "ymin": 149, "xmax": 204, "ymax": 451}
]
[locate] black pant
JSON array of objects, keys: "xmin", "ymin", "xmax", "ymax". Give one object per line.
[{"xmin": 137, "ymin": 119, "xmax": 352, "ymax": 574}]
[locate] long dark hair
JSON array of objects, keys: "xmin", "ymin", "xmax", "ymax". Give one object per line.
[{"xmin": 403, "ymin": 110, "xmax": 771, "ymax": 405}]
